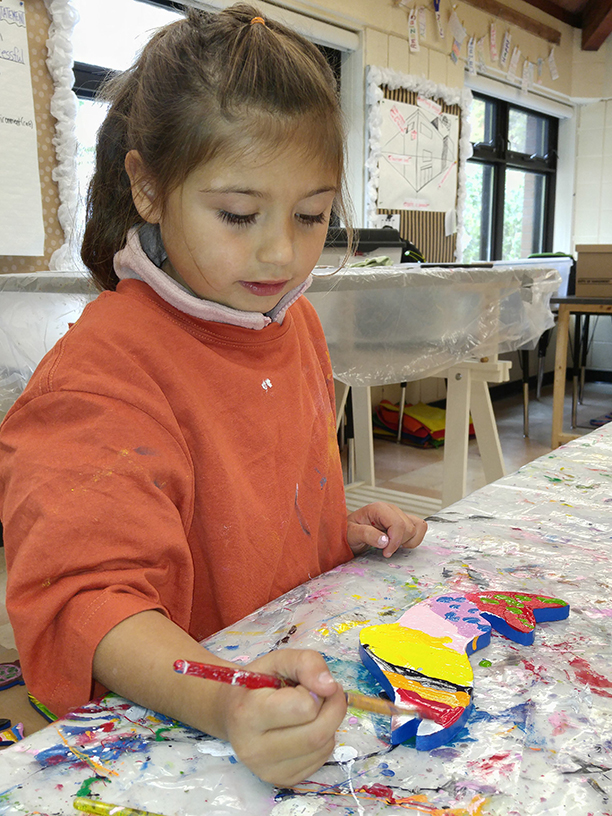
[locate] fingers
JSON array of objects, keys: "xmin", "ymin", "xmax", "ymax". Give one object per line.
[
  {"xmin": 223, "ymin": 649, "xmax": 348, "ymax": 786},
  {"xmin": 346, "ymin": 502, "xmax": 427, "ymax": 557}
]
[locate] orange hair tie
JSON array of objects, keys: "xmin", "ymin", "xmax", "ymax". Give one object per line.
[{"xmin": 250, "ymin": 16, "xmax": 266, "ymax": 26}]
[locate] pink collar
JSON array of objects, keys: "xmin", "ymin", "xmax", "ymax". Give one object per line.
[{"xmin": 113, "ymin": 227, "xmax": 311, "ymax": 330}]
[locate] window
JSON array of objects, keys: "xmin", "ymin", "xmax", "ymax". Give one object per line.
[
  {"xmin": 71, "ymin": 0, "xmax": 343, "ymax": 242},
  {"xmin": 463, "ymin": 94, "xmax": 558, "ymax": 262}
]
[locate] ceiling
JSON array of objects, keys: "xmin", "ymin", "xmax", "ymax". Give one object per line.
[{"xmin": 522, "ymin": 0, "xmax": 612, "ymax": 49}]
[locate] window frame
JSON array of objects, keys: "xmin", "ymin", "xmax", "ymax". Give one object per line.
[{"xmin": 468, "ymin": 93, "xmax": 558, "ymax": 261}]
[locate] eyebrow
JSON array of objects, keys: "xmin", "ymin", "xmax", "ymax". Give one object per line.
[{"xmin": 200, "ymin": 185, "xmax": 337, "ymax": 198}]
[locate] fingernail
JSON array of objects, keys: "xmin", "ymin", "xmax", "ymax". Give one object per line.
[
  {"xmin": 318, "ymin": 671, "xmax": 336, "ymax": 687},
  {"xmin": 378, "ymin": 534, "xmax": 389, "ymax": 547}
]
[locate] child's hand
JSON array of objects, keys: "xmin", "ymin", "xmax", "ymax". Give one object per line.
[
  {"xmin": 347, "ymin": 502, "xmax": 427, "ymax": 558},
  {"xmin": 222, "ymin": 648, "xmax": 347, "ymax": 786}
]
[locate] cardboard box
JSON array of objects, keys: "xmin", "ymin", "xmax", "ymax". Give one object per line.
[{"xmin": 575, "ymin": 244, "xmax": 612, "ymax": 297}]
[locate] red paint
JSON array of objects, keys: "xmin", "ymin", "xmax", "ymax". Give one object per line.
[
  {"xmin": 359, "ymin": 784, "xmax": 397, "ymax": 803},
  {"xmin": 466, "ymin": 591, "xmax": 568, "ymax": 634},
  {"xmin": 396, "ymin": 687, "xmax": 465, "ymax": 727},
  {"xmin": 570, "ymin": 657, "xmax": 612, "ymax": 699},
  {"xmin": 173, "ymin": 660, "xmax": 287, "ymax": 689}
]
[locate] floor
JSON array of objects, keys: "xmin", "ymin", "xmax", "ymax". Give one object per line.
[
  {"xmin": 0, "ymin": 379, "xmax": 611, "ymax": 737},
  {"xmin": 361, "ymin": 379, "xmax": 612, "ymax": 501}
]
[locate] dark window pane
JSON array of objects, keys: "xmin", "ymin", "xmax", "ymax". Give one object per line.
[
  {"xmin": 502, "ymin": 169, "xmax": 546, "ymax": 258},
  {"xmin": 463, "ymin": 162, "xmax": 494, "ymax": 262},
  {"xmin": 508, "ymin": 108, "xmax": 548, "ymax": 156}
]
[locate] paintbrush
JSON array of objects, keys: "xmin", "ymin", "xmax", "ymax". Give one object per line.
[{"xmin": 173, "ymin": 659, "xmax": 442, "ymax": 722}]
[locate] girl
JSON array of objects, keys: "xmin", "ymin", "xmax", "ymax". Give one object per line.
[{"xmin": 0, "ymin": 5, "xmax": 426, "ymax": 786}]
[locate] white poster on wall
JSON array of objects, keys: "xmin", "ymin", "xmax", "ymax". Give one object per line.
[
  {"xmin": 0, "ymin": 0, "xmax": 45, "ymax": 256},
  {"xmin": 376, "ymin": 97, "xmax": 459, "ymax": 212}
]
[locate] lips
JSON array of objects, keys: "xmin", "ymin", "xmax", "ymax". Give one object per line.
[{"xmin": 239, "ymin": 280, "xmax": 289, "ymax": 297}]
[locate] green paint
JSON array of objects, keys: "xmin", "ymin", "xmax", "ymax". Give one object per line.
[
  {"xmin": 479, "ymin": 659, "xmax": 492, "ymax": 667},
  {"xmin": 155, "ymin": 727, "xmax": 173, "ymax": 740},
  {"xmin": 76, "ymin": 776, "xmax": 102, "ymax": 797}
]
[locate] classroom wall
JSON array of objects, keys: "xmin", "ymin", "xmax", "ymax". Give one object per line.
[
  {"xmin": 0, "ymin": 0, "xmax": 63, "ymax": 276},
  {"xmin": 292, "ymin": 0, "xmax": 575, "ymax": 94}
]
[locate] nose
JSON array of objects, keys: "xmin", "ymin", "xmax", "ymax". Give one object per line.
[{"xmin": 256, "ymin": 218, "xmax": 295, "ymax": 268}]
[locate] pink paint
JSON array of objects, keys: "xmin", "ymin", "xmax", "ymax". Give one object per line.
[{"xmin": 549, "ymin": 712, "xmax": 569, "ymax": 736}]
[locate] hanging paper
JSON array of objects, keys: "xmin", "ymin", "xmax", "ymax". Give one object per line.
[
  {"xmin": 450, "ymin": 38, "xmax": 461, "ymax": 64},
  {"xmin": 433, "ymin": 0, "xmax": 444, "ymax": 39},
  {"xmin": 376, "ymin": 97, "xmax": 459, "ymax": 213},
  {"xmin": 477, "ymin": 36, "xmax": 487, "ymax": 72},
  {"xmin": 499, "ymin": 31, "xmax": 511, "ymax": 69},
  {"xmin": 537, "ymin": 57, "xmax": 544, "ymax": 85},
  {"xmin": 548, "ymin": 48, "xmax": 559, "ymax": 81},
  {"xmin": 449, "ymin": 10, "xmax": 467, "ymax": 45},
  {"xmin": 408, "ymin": 8, "xmax": 420, "ymax": 52},
  {"xmin": 490, "ymin": 23, "xmax": 498, "ymax": 62},
  {"xmin": 418, "ymin": 6, "xmax": 427, "ymax": 40},
  {"xmin": 467, "ymin": 37, "xmax": 477, "ymax": 76},
  {"xmin": 0, "ymin": 0, "xmax": 45, "ymax": 256},
  {"xmin": 521, "ymin": 59, "xmax": 531, "ymax": 93},
  {"xmin": 507, "ymin": 46, "xmax": 521, "ymax": 80}
]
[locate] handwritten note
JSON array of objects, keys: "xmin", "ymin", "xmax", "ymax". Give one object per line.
[{"xmin": 0, "ymin": 0, "xmax": 45, "ymax": 256}]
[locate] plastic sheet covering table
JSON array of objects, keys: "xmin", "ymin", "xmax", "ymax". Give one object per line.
[
  {"xmin": 307, "ymin": 263, "xmax": 561, "ymax": 387},
  {"xmin": 0, "ymin": 271, "xmax": 96, "ymax": 418},
  {"xmin": 1, "ymin": 424, "xmax": 611, "ymax": 815}
]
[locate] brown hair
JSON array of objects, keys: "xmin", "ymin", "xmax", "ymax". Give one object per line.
[{"xmin": 81, "ymin": 3, "xmax": 352, "ymax": 291}]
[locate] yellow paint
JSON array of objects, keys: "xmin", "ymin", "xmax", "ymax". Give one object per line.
[
  {"xmin": 334, "ymin": 619, "xmax": 369, "ymax": 634},
  {"xmin": 361, "ymin": 623, "xmax": 473, "ymax": 685},
  {"xmin": 316, "ymin": 625, "xmax": 330, "ymax": 636},
  {"xmin": 383, "ymin": 670, "xmax": 470, "ymax": 708},
  {"xmin": 351, "ymin": 594, "xmax": 362, "ymax": 599}
]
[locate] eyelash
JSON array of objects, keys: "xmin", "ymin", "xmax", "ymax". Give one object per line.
[{"xmin": 217, "ymin": 211, "xmax": 327, "ymax": 228}]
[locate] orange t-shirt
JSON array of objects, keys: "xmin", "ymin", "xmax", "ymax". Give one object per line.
[{"xmin": 0, "ymin": 280, "xmax": 352, "ymax": 716}]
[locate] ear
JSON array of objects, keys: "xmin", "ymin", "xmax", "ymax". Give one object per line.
[{"xmin": 125, "ymin": 150, "xmax": 161, "ymax": 223}]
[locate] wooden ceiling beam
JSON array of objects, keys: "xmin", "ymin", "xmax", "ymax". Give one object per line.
[
  {"xmin": 520, "ymin": 0, "xmax": 580, "ymax": 29},
  {"xmin": 459, "ymin": 0, "xmax": 561, "ymax": 45},
  {"xmin": 581, "ymin": 0, "xmax": 612, "ymax": 51}
]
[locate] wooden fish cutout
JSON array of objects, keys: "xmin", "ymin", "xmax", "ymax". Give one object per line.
[{"xmin": 359, "ymin": 591, "xmax": 569, "ymax": 750}]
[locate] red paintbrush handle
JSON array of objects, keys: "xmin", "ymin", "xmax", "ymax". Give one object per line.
[{"xmin": 173, "ymin": 659, "xmax": 292, "ymax": 689}]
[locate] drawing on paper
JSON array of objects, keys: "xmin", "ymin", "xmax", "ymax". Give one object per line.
[
  {"xmin": 376, "ymin": 97, "xmax": 459, "ymax": 213},
  {"xmin": 359, "ymin": 591, "xmax": 569, "ymax": 750}
]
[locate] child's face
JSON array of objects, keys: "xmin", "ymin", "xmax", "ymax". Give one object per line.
[{"xmin": 151, "ymin": 143, "xmax": 337, "ymax": 312}]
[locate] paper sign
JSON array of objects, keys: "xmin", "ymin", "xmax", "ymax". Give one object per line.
[
  {"xmin": 548, "ymin": 48, "xmax": 559, "ymax": 81},
  {"xmin": 537, "ymin": 57, "xmax": 544, "ymax": 84},
  {"xmin": 408, "ymin": 8, "xmax": 420, "ymax": 52},
  {"xmin": 521, "ymin": 59, "xmax": 531, "ymax": 93},
  {"xmin": 418, "ymin": 6, "xmax": 426, "ymax": 39},
  {"xmin": 0, "ymin": 0, "xmax": 45, "ymax": 256},
  {"xmin": 500, "ymin": 31, "xmax": 511, "ymax": 69},
  {"xmin": 508, "ymin": 46, "xmax": 521, "ymax": 80},
  {"xmin": 467, "ymin": 37, "xmax": 477, "ymax": 76},
  {"xmin": 477, "ymin": 36, "xmax": 487, "ymax": 72},
  {"xmin": 450, "ymin": 38, "xmax": 461, "ymax": 63},
  {"xmin": 449, "ymin": 10, "xmax": 467, "ymax": 44},
  {"xmin": 377, "ymin": 97, "xmax": 459, "ymax": 213},
  {"xmin": 433, "ymin": 0, "xmax": 444, "ymax": 39},
  {"xmin": 490, "ymin": 23, "xmax": 498, "ymax": 62}
]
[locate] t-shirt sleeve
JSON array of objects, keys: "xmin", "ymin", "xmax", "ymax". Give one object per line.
[{"xmin": 0, "ymin": 389, "xmax": 195, "ymax": 717}]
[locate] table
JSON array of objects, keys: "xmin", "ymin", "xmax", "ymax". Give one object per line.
[
  {"xmin": 2, "ymin": 422, "xmax": 611, "ymax": 815},
  {"xmin": 550, "ymin": 295, "xmax": 612, "ymax": 449},
  {"xmin": 308, "ymin": 263, "xmax": 560, "ymax": 511}
]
